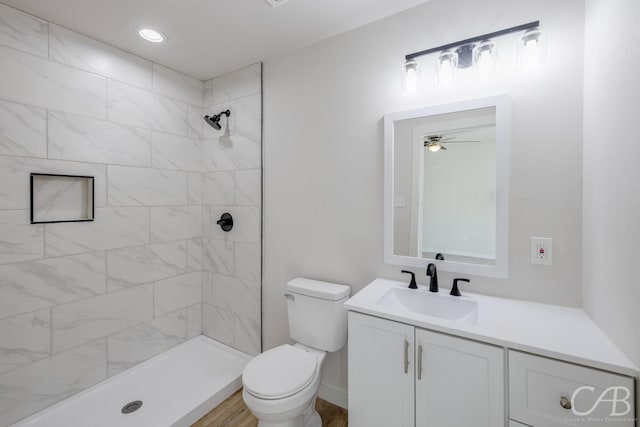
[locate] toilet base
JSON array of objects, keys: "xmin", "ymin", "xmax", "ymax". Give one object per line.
[
  {"xmin": 255, "ymin": 398, "xmax": 321, "ymax": 427},
  {"xmin": 303, "ymin": 409, "xmax": 321, "ymax": 427}
]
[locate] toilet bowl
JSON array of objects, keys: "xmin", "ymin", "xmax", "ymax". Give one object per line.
[
  {"xmin": 243, "ymin": 344, "xmax": 325, "ymax": 427},
  {"xmin": 241, "ymin": 278, "xmax": 350, "ymax": 427}
]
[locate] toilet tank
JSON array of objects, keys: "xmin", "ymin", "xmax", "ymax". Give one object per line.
[{"xmin": 286, "ymin": 278, "xmax": 351, "ymax": 352}]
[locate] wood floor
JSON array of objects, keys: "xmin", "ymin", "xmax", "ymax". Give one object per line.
[{"xmin": 192, "ymin": 389, "xmax": 348, "ymax": 427}]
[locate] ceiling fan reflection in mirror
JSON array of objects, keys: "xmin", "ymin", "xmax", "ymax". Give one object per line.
[{"xmin": 423, "ymin": 134, "xmax": 479, "ymax": 152}]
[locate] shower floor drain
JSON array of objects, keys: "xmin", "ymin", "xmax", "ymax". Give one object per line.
[{"xmin": 121, "ymin": 400, "xmax": 143, "ymax": 414}]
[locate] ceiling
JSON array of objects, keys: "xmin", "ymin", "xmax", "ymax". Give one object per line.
[{"xmin": 2, "ymin": 0, "xmax": 431, "ymax": 80}]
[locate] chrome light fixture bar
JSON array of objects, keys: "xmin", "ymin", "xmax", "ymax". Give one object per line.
[{"xmin": 403, "ymin": 21, "xmax": 542, "ymax": 91}]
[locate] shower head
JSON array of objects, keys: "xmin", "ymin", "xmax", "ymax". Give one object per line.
[
  {"xmin": 204, "ymin": 115, "xmax": 221, "ymax": 130},
  {"xmin": 204, "ymin": 110, "xmax": 231, "ymax": 130}
]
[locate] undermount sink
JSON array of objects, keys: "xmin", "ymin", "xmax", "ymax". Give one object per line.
[{"xmin": 376, "ymin": 287, "xmax": 478, "ymax": 324}]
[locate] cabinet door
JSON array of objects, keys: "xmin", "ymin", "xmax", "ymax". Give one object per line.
[
  {"xmin": 415, "ymin": 328, "xmax": 505, "ymax": 427},
  {"xmin": 348, "ymin": 312, "xmax": 415, "ymax": 427}
]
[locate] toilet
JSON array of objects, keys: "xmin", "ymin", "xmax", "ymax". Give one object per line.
[{"xmin": 242, "ymin": 278, "xmax": 350, "ymax": 427}]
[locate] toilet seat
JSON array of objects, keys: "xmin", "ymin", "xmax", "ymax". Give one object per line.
[{"xmin": 243, "ymin": 345, "xmax": 318, "ymax": 400}]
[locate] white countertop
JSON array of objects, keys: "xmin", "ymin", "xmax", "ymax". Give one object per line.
[{"xmin": 344, "ymin": 278, "xmax": 638, "ymax": 377}]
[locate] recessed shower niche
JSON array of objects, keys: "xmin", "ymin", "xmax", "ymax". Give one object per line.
[{"xmin": 30, "ymin": 173, "xmax": 95, "ymax": 224}]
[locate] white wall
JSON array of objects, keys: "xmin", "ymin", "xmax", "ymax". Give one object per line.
[
  {"xmin": 583, "ymin": 0, "xmax": 640, "ymax": 372},
  {"xmin": 263, "ymin": 0, "xmax": 585, "ymax": 405}
]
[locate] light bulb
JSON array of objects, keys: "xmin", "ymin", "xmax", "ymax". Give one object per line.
[
  {"xmin": 402, "ymin": 59, "xmax": 420, "ymax": 93},
  {"xmin": 518, "ymin": 28, "xmax": 545, "ymax": 71},
  {"xmin": 406, "ymin": 68, "xmax": 418, "ymax": 91},
  {"xmin": 522, "ymin": 40, "xmax": 539, "ymax": 68},
  {"xmin": 138, "ymin": 28, "xmax": 165, "ymax": 43},
  {"xmin": 437, "ymin": 50, "xmax": 458, "ymax": 87},
  {"xmin": 474, "ymin": 40, "xmax": 497, "ymax": 79},
  {"xmin": 427, "ymin": 144, "xmax": 441, "ymax": 152}
]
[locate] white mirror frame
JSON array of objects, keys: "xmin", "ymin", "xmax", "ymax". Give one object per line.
[{"xmin": 384, "ymin": 95, "xmax": 511, "ymax": 279}]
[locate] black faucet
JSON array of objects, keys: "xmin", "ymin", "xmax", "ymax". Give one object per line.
[
  {"xmin": 450, "ymin": 278, "xmax": 470, "ymax": 297},
  {"xmin": 426, "ymin": 263, "xmax": 438, "ymax": 292},
  {"xmin": 401, "ymin": 270, "xmax": 418, "ymax": 289}
]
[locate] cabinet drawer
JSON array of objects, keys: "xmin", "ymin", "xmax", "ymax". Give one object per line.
[{"xmin": 509, "ymin": 351, "xmax": 635, "ymax": 427}]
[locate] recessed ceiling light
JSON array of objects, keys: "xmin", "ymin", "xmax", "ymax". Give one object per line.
[{"xmin": 138, "ymin": 28, "xmax": 165, "ymax": 43}]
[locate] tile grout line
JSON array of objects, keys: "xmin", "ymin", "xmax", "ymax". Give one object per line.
[
  {"xmin": 49, "ymin": 307, "xmax": 53, "ymax": 358},
  {"xmin": 46, "ymin": 21, "xmax": 50, "ymax": 60},
  {"xmin": 105, "ymin": 336, "xmax": 109, "ymax": 379},
  {"xmin": 0, "ymin": 94, "xmax": 203, "ymax": 143},
  {"xmin": 105, "ymin": 78, "xmax": 110, "ymax": 123},
  {"xmin": 0, "ymin": 262, "xmax": 197, "ymax": 323},
  {"xmin": 48, "ymin": 291, "xmax": 169, "ymax": 359},
  {"xmin": 0, "ymin": 61, "xmax": 190, "ymax": 140},
  {"xmin": 104, "ymin": 249, "xmax": 109, "ymax": 294},
  {"xmin": 152, "ymin": 280, "xmax": 156, "ymax": 319},
  {"xmin": 0, "ymin": 233, "xmax": 194, "ymax": 268},
  {"xmin": 4, "ymin": 24, "xmax": 203, "ymax": 106},
  {"xmin": 105, "ymin": 161, "xmax": 109, "ymax": 209}
]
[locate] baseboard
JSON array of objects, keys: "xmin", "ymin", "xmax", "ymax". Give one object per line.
[{"xmin": 317, "ymin": 382, "xmax": 348, "ymax": 409}]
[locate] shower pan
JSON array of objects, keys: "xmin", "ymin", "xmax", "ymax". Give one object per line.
[{"xmin": 10, "ymin": 337, "xmax": 250, "ymax": 427}]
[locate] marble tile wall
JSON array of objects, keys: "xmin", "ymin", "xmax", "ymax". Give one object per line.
[
  {"xmin": 201, "ymin": 64, "xmax": 262, "ymax": 357},
  {"xmin": 0, "ymin": 4, "xmax": 261, "ymax": 425}
]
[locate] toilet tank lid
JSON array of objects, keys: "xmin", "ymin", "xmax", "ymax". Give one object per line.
[{"xmin": 286, "ymin": 278, "xmax": 350, "ymax": 301}]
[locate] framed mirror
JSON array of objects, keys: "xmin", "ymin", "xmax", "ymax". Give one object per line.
[{"xmin": 383, "ymin": 95, "xmax": 510, "ymax": 278}]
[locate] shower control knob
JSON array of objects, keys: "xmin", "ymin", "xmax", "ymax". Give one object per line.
[{"xmin": 216, "ymin": 213, "xmax": 233, "ymax": 232}]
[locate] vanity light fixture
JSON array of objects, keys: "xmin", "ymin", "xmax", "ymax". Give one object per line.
[
  {"xmin": 403, "ymin": 20, "xmax": 541, "ymax": 90},
  {"xmin": 518, "ymin": 27, "xmax": 546, "ymax": 71},
  {"xmin": 403, "ymin": 58, "xmax": 420, "ymax": 93},
  {"xmin": 138, "ymin": 28, "xmax": 166, "ymax": 43}
]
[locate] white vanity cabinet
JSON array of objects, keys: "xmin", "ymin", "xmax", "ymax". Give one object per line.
[
  {"xmin": 346, "ymin": 279, "xmax": 637, "ymax": 427},
  {"xmin": 348, "ymin": 312, "xmax": 505, "ymax": 427}
]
